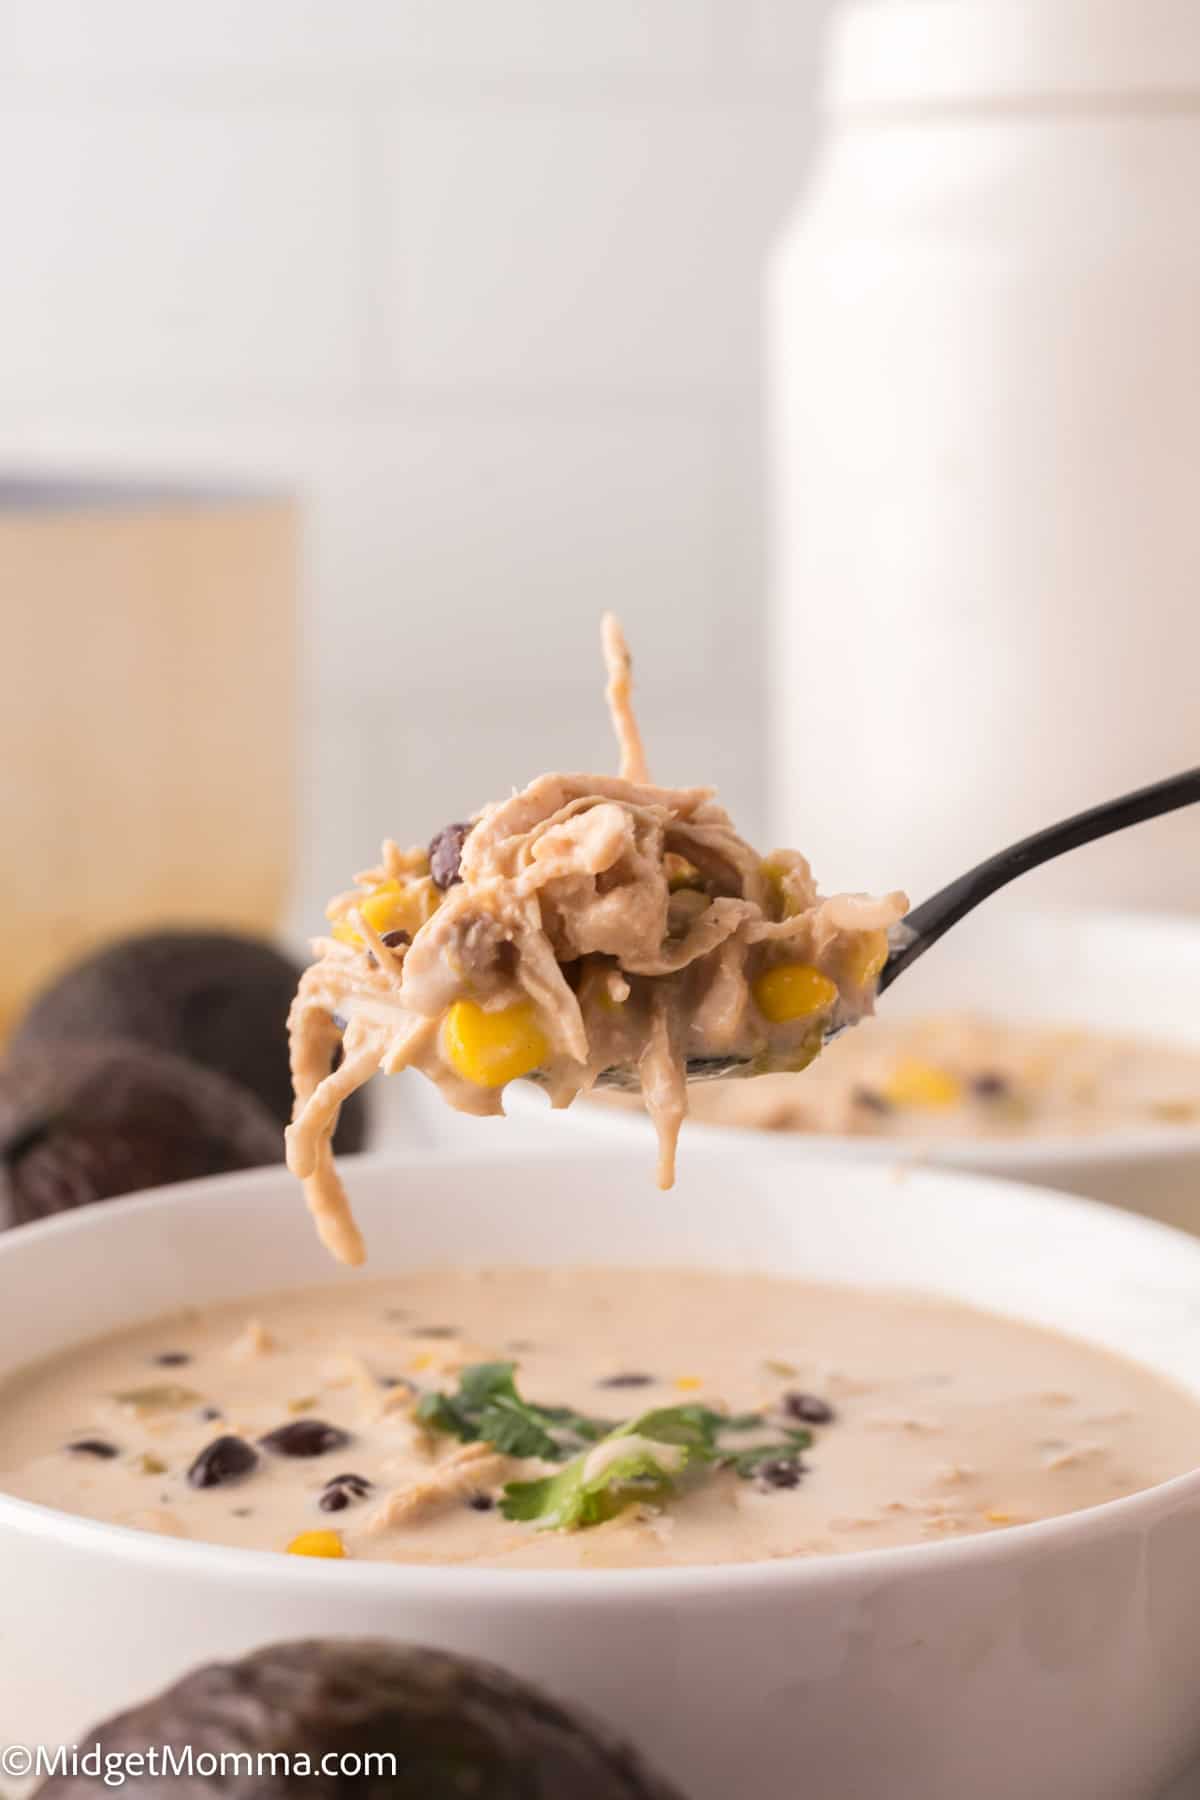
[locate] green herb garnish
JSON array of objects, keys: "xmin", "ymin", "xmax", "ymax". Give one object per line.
[
  {"xmin": 501, "ymin": 1405, "xmax": 716, "ymax": 1529},
  {"xmin": 415, "ymin": 1361, "xmax": 613, "ymax": 1462},
  {"xmin": 418, "ymin": 1365, "xmax": 819, "ymax": 1532}
]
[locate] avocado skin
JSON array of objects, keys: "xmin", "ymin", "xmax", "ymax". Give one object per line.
[
  {"xmin": 0, "ymin": 1040, "xmax": 284, "ymax": 1228},
  {"xmin": 33, "ymin": 1640, "xmax": 689, "ymax": 1800},
  {"xmin": 10, "ymin": 930, "xmax": 367, "ymax": 1155}
]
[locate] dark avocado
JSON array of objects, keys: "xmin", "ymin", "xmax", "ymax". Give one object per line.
[
  {"xmin": 32, "ymin": 1639, "xmax": 688, "ymax": 1800},
  {"xmin": 10, "ymin": 930, "xmax": 366, "ymax": 1154},
  {"xmin": 0, "ymin": 1041, "xmax": 283, "ymax": 1228}
]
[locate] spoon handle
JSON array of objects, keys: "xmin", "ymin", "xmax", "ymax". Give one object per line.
[{"xmin": 878, "ymin": 765, "xmax": 1200, "ymax": 996}]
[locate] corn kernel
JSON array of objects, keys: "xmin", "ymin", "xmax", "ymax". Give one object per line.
[
  {"xmin": 884, "ymin": 1059, "xmax": 962, "ymax": 1110},
  {"xmin": 331, "ymin": 877, "xmax": 439, "ymax": 949},
  {"xmin": 983, "ymin": 1508, "xmax": 1019, "ymax": 1526},
  {"xmin": 752, "ymin": 962, "xmax": 839, "ymax": 1025},
  {"xmin": 443, "ymin": 998, "xmax": 549, "ymax": 1088},
  {"xmin": 360, "ymin": 885, "xmax": 409, "ymax": 936},
  {"xmin": 666, "ymin": 856, "xmax": 703, "ymax": 893},
  {"xmin": 845, "ymin": 929, "xmax": 889, "ymax": 988},
  {"xmin": 673, "ymin": 1376, "xmax": 704, "ymax": 1392},
  {"xmin": 287, "ymin": 1529, "xmax": 345, "ymax": 1559}
]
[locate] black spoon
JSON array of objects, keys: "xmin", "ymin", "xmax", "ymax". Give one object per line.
[
  {"xmin": 877, "ymin": 763, "xmax": 1200, "ymax": 996},
  {"xmin": 592, "ymin": 764, "xmax": 1200, "ymax": 1089}
]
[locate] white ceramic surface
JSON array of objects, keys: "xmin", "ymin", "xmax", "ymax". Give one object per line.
[
  {"xmin": 505, "ymin": 908, "xmax": 1200, "ymax": 1233},
  {"xmin": 5, "ymin": 1149, "xmax": 1200, "ymax": 1800}
]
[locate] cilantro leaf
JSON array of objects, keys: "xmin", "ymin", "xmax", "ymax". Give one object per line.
[
  {"xmin": 416, "ymin": 1362, "xmax": 613, "ymax": 1463},
  {"xmin": 419, "ymin": 1366, "xmax": 820, "ymax": 1531},
  {"xmin": 501, "ymin": 1444, "xmax": 679, "ymax": 1530},
  {"xmin": 501, "ymin": 1406, "xmax": 720, "ymax": 1531}
]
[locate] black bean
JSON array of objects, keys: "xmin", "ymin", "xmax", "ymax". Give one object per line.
[
  {"xmin": 757, "ymin": 1458, "xmax": 805, "ymax": 1490},
  {"xmin": 598, "ymin": 1373, "xmax": 655, "ymax": 1389},
  {"xmin": 198, "ymin": 1406, "xmax": 223, "ymax": 1422},
  {"xmin": 972, "ymin": 1071, "xmax": 1011, "ymax": 1100},
  {"xmin": 153, "ymin": 1351, "xmax": 191, "ymax": 1367},
  {"xmin": 187, "ymin": 1435, "xmax": 259, "ymax": 1490},
  {"xmin": 782, "ymin": 1392, "xmax": 836, "ymax": 1426},
  {"xmin": 853, "ymin": 1087, "xmax": 892, "ymax": 1114},
  {"xmin": 379, "ymin": 1375, "xmax": 415, "ymax": 1393},
  {"xmin": 365, "ymin": 927, "xmax": 411, "ymax": 970},
  {"xmin": 429, "ymin": 822, "xmax": 471, "ymax": 890},
  {"xmin": 320, "ymin": 1471, "xmax": 371, "ymax": 1511},
  {"xmin": 259, "ymin": 1419, "xmax": 351, "ymax": 1459},
  {"xmin": 66, "ymin": 1438, "xmax": 119, "ymax": 1459},
  {"xmin": 466, "ymin": 1492, "xmax": 495, "ymax": 1512}
]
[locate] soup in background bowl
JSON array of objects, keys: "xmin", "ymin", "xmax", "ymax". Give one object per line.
[{"xmin": 496, "ymin": 908, "xmax": 1200, "ymax": 1232}]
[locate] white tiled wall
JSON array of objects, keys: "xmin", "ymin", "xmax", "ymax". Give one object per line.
[{"xmin": 0, "ymin": 0, "xmax": 834, "ymax": 933}]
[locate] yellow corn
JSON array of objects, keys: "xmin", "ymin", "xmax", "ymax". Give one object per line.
[
  {"xmin": 845, "ymin": 929, "xmax": 889, "ymax": 988},
  {"xmin": 287, "ymin": 1529, "xmax": 345, "ymax": 1559},
  {"xmin": 884, "ymin": 1058, "xmax": 962, "ymax": 1110},
  {"xmin": 752, "ymin": 962, "xmax": 839, "ymax": 1025},
  {"xmin": 666, "ymin": 856, "xmax": 703, "ymax": 893},
  {"xmin": 983, "ymin": 1508, "xmax": 1019, "ymax": 1526},
  {"xmin": 331, "ymin": 877, "xmax": 439, "ymax": 949},
  {"xmin": 673, "ymin": 1376, "xmax": 704, "ymax": 1392},
  {"xmin": 443, "ymin": 998, "xmax": 549, "ymax": 1088}
]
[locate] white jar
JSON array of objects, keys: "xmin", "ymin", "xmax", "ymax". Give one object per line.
[{"xmin": 768, "ymin": 0, "xmax": 1200, "ymax": 914}]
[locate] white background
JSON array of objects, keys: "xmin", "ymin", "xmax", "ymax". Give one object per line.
[{"xmin": 0, "ymin": 0, "xmax": 834, "ymax": 932}]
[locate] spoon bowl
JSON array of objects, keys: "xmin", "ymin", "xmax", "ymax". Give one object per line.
[{"xmin": 590, "ymin": 768, "xmax": 1199, "ymax": 1089}]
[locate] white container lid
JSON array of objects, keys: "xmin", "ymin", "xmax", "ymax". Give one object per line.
[{"xmin": 827, "ymin": 0, "xmax": 1200, "ymax": 114}]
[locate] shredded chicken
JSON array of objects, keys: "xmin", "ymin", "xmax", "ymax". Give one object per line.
[
  {"xmin": 602, "ymin": 611, "xmax": 649, "ymax": 783},
  {"xmin": 287, "ymin": 616, "xmax": 907, "ymax": 1264},
  {"xmin": 227, "ymin": 1319, "xmax": 276, "ymax": 1360},
  {"xmin": 365, "ymin": 1441, "xmax": 515, "ymax": 1533}
]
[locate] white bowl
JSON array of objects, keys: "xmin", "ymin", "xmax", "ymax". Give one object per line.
[
  {"xmin": 503, "ymin": 907, "xmax": 1200, "ymax": 1231},
  {"xmin": 5, "ymin": 1149, "xmax": 1200, "ymax": 1800}
]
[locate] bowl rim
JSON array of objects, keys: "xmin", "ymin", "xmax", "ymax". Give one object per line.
[
  {"xmin": 506, "ymin": 903, "xmax": 1200, "ymax": 1170},
  {"xmin": 4, "ymin": 1148, "xmax": 1200, "ymax": 1599}
]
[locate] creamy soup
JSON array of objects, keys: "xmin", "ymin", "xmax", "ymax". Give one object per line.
[
  {"xmin": 596, "ymin": 1013, "xmax": 1200, "ymax": 1143},
  {"xmin": 2, "ymin": 1269, "xmax": 1198, "ymax": 1570}
]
